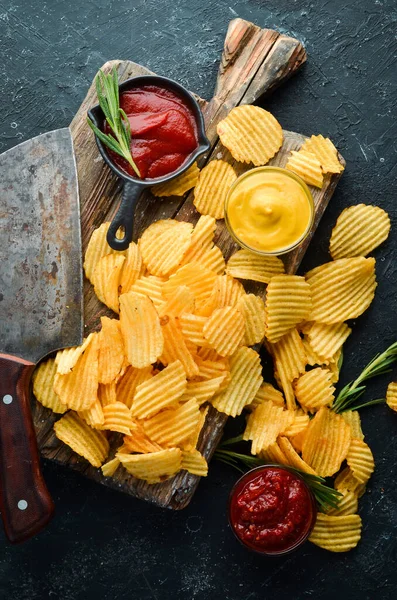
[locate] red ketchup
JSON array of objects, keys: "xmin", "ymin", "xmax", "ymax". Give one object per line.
[
  {"xmin": 105, "ymin": 85, "xmax": 198, "ymax": 179},
  {"xmin": 228, "ymin": 466, "xmax": 316, "ymax": 555}
]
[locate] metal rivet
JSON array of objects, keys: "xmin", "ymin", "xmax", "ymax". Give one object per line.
[
  {"xmin": 3, "ymin": 394, "xmax": 13, "ymax": 404},
  {"xmin": 17, "ymin": 500, "xmax": 28, "ymax": 511}
]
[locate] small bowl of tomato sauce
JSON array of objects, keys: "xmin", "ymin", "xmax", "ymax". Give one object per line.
[{"xmin": 228, "ymin": 465, "xmax": 317, "ymax": 556}]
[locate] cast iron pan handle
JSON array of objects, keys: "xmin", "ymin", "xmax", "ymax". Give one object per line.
[
  {"xmin": 107, "ymin": 181, "xmax": 145, "ymax": 251},
  {"xmin": 0, "ymin": 353, "xmax": 54, "ymax": 543}
]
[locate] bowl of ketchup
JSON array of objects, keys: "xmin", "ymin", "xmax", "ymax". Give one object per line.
[
  {"xmin": 88, "ymin": 76, "xmax": 210, "ymax": 251},
  {"xmin": 228, "ymin": 465, "xmax": 317, "ymax": 556}
]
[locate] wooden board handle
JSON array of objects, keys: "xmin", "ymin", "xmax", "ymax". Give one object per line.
[{"xmin": 0, "ymin": 354, "xmax": 54, "ymax": 543}]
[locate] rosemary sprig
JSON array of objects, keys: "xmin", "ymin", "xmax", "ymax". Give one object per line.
[
  {"xmin": 214, "ymin": 447, "xmax": 342, "ymax": 511},
  {"xmin": 87, "ymin": 67, "xmax": 141, "ymax": 178},
  {"xmin": 332, "ymin": 341, "xmax": 397, "ymax": 413}
]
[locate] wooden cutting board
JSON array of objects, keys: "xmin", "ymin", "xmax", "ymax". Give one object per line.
[{"xmin": 32, "ymin": 18, "xmax": 344, "ymax": 509}]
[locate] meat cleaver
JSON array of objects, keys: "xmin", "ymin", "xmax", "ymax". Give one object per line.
[{"xmin": 0, "ymin": 128, "xmax": 83, "ymax": 543}]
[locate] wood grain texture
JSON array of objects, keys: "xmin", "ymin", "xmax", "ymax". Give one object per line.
[{"xmin": 31, "ymin": 18, "xmax": 343, "ymax": 509}]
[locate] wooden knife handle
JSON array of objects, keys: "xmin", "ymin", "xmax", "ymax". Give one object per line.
[{"xmin": 0, "ymin": 353, "xmax": 54, "ymax": 543}]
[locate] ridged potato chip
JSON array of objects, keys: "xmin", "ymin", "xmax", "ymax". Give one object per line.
[
  {"xmin": 55, "ymin": 333, "xmax": 95, "ymax": 375},
  {"xmin": 346, "ymin": 439, "xmax": 374, "ymax": 484},
  {"xmin": 302, "ymin": 337, "xmax": 327, "ymax": 367},
  {"xmin": 198, "ymin": 274, "xmax": 245, "ymax": 316},
  {"xmin": 181, "ymin": 449, "xmax": 208, "ymax": 476},
  {"xmin": 226, "ymin": 249, "xmax": 284, "ymax": 283},
  {"xmin": 54, "ymin": 411, "xmax": 109, "ymax": 467},
  {"xmin": 330, "ymin": 204, "xmax": 391, "ymax": 260},
  {"xmin": 302, "ymin": 407, "xmax": 351, "ymax": 477},
  {"xmin": 278, "ymin": 436, "xmax": 317, "ymax": 475},
  {"xmin": 217, "ymin": 105, "xmax": 283, "ymax": 165},
  {"xmin": 283, "ymin": 411, "xmax": 310, "ymax": 437},
  {"xmin": 123, "ymin": 425, "xmax": 163, "ymax": 453},
  {"xmin": 131, "ymin": 360, "xmax": 187, "ymax": 418},
  {"xmin": 203, "ymin": 306, "xmax": 245, "ymax": 356},
  {"xmin": 119, "ymin": 291, "xmax": 163, "ymax": 368},
  {"xmin": 181, "ymin": 376, "xmax": 226, "ymax": 405},
  {"xmin": 267, "ymin": 329, "xmax": 307, "ymax": 410},
  {"xmin": 92, "ymin": 253, "xmax": 125, "ymax": 313},
  {"xmin": 116, "ymin": 365, "xmax": 153, "ymax": 408},
  {"xmin": 260, "ymin": 441, "xmax": 289, "ymax": 465},
  {"xmin": 102, "ymin": 402, "xmax": 135, "ymax": 435},
  {"xmin": 243, "ymin": 400, "xmax": 294, "ymax": 454},
  {"xmin": 341, "ymin": 410, "xmax": 364, "ymax": 441},
  {"xmin": 238, "ymin": 294, "xmax": 266, "ymax": 346},
  {"xmin": 78, "ymin": 397, "xmax": 104, "ymax": 428},
  {"xmin": 294, "ymin": 367, "xmax": 335, "ymax": 412},
  {"xmin": 301, "ymin": 134, "xmax": 344, "ymax": 174},
  {"xmin": 194, "ymin": 246, "xmax": 226, "ymax": 275},
  {"xmin": 152, "ymin": 162, "xmax": 200, "ymax": 197},
  {"xmin": 160, "ymin": 315, "xmax": 199, "ymax": 378},
  {"xmin": 163, "ymin": 263, "xmax": 217, "ymax": 307},
  {"xmin": 143, "ymin": 398, "xmax": 200, "ymax": 448},
  {"xmin": 101, "ymin": 457, "xmax": 121, "ymax": 477},
  {"xmin": 119, "ymin": 241, "xmax": 143, "ymax": 294},
  {"xmin": 386, "ymin": 382, "xmax": 397, "ymax": 411},
  {"xmin": 130, "ymin": 275, "xmax": 165, "ymax": 309},
  {"xmin": 98, "ymin": 317, "xmax": 125, "ymax": 384},
  {"xmin": 189, "ymin": 405, "xmax": 209, "ymax": 450},
  {"xmin": 265, "ymin": 275, "xmax": 312, "ymax": 343},
  {"xmin": 211, "ymin": 347, "xmax": 263, "ymax": 417},
  {"xmin": 307, "ymin": 321, "xmax": 351, "ymax": 362},
  {"xmin": 194, "ymin": 355, "xmax": 229, "ymax": 379},
  {"xmin": 54, "ymin": 333, "xmax": 100, "ymax": 411},
  {"xmin": 309, "ymin": 514, "xmax": 362, "ymax": 553},
  {"xmin": 32, "ymin": 358, "xmax": 67, "ymax": 414},
  {"xmin": 117, "ymin": 448, "xmax": 182, "ymax": 484},
  {"xmin": 180, "ymin": 215, "xmax": 216, "ymax": 263},
  {"xmin": 306, "ymin": 257, "xmax": 376, "ymax": 324},
  {"xmin": 98, "ymin": 382, "xmax": 117, "ymax": 407},
  {"xmin": 193, "ymin": 160, "xmax": 236, "ymax": 219},
  {"xmin": 247, "ymin": 382, "xmax": 285, "ymax": 411},
  {"xmin": 138, "ymin": 219, "xmax": 193, "ymax": 277},
  {"xmin": 158, "ymin": 285, "xmax": 195, "ymax": 318},
  {"xmin": 179, "ymin": 314, "xmax": 209, "ymax": 346},
  {"xmin": 327, "ymin": 489, "xmax": 358, "ymax": 517},
  {"xmin": 84, "ymin": 222, "xmax": 124, "ymax": 283},
  {"xmin": 286, "ymin": 149, "xmax": 324, "ymax": 188},
  {"xmin": 335, "ymin": 467, "xmax": 366, "ymax": 497}
]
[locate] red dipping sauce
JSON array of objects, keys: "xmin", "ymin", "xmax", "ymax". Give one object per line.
[
  {"xmin": 105, "ymin": 85, "xmax": 198, "ymax": 179},
  {"xmin": 228, "ymin": 466, "xmax": 316, "ymax": 555}
]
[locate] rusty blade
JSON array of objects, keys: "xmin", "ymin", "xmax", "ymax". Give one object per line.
[{"xmin": 0, "ymin": 128, "xmax": 83, "ymax": 364}]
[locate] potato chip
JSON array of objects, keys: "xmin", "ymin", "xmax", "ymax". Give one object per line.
[
  {"xmin": 309, "ymin": 514, "xmax": 362, "ymax": 553},
  {"xmin": 197, "ymin": 347, "xmax": 224, "ymax": 362},
  {"xmin": 179, "ymin": 313, "xmax": 209, "ymax": 346},
  {"xmin": 238, "ymin": 294, "xmax": 266, "ymax": 346},
  {"xmin": 92, "ymin": 253, "xmax": 125, "ymax": 313},
  {"xmin": 181, "ymin": 376, "xmax": 226, "ymax": 405},
  {"xmin": 198, "ymin": 274, "xmax": 245, "ymax": 316},
  {"xmin": 194, "ymin": 355, "xmax": 229, "ymax": 380},
  {"xmin": 163, "ymin": 263, "xmax": 217, "ymax": 307},
  {"xmin": 84, "ymin": 222, "xmax": 123, "ymax": 283},
  {"xmin": 54, "ymin": 411, "xmax": 109, "ymax": 467},
  {"xmin": 294, "ymin": 367, "xmax": 335, "ymax": 412},
  {"xmin": 283, "ymin": 411, "xmax": 310, "ymax": 437},
  {"xmin": 290, "ymin": 428, "xmax": 307, "ymax": 454},
  {"xmin": 211, "ymin": 347, "xmax": 263, "ymax": 417},
  {"xmin": 138, "ymin": 219, "xmax": 193, "ymax": 277},
  {"xmin": 346, "ymin": 439, "xmax": 374, "ymax": 484},
  {"xmin": 330, "ymin": 204, "xmax": 391, "ymax": 260},
  {"xmin": 341, "ymin": 410, "xmax": 364, "ymax": 441},
  {"xmin": 217, "ymin": 105, "xmax": 283, "ymax": 166},
  {"xmin": 119, "ymin": 291, "xmax": 163, "ymax": 368},
  {"xmin": 226, "ymin": 249, "xmax": 284, "ymax": 283},
  {"xmin": 181, "ymin": 449, "xmax": 208, "ymax": 476},
  {"xmin": 188, "ymin": 405, "xmax": 209, "ymax": 450},
  {"xmin": 265, "ymin": 275, "xmax": 312, "ymax": 343},
  {"xmin": 267, "ymin": 329, "xmax": 307, "ymax": 410},
  {"xmin": 301, "ymin": 134, "xmax": 344, "ymax": 174},
  {"xmin": 180, "ymin": 215, "xmax": 216, "ymax": 264},
  {"xmin": 302, "ymin": 407, "xmax": 351, "ymax": 477},
  {"xmin": 32, "ymin": 358, "xmax": 67, "ymax": 414},
  {"xmin": 247, "ymin": 382, "xmax": 285, "ymax": 410},
  {"xmin": 129, "ymin": 275, "xmax": 165, "ymax": 309},
  {"xmin": 325, "ymin": 349, "xmax": 342, "ymax": 384},
  {"xmin": 152, "ymin": 162, "xmax": 200, "ymax": 197},
  {"xmin": 160, "ymin": 315, "xmax": 199, "ymax": 378},
  {"xmin": 116, "ymin": 365, "xmax": 153, "ymax": 408},
  {"xmin": 143, "ymin": 398, "xmax": 200, "ymax": 448},
  {"xmin": 193, "ymin": 160, "xmax": 236, "ymax": 219},
  {"xmin": 260, "ymin": 441, "xmax": 289, "ymax": 465},
  {"xmin": 285, "ymin": 149, "xmax": 324, "ymax": 188},
  {"xmin": 102, "ymin": 402, "xmax": 135, "ymax": 435},
  {"xmin": 243, "ymin": 400, "xmax": 294, "ymax": 454},
  {"xmin": 306, "ymin": 257, "xmax": 377, "ymax": 324},
  {"xmin": 101, "ymin": 457, "xmax": 121, "ymax": 477},
  {"xmin": 117, "ymin": 448, "xmax": 182, "ymax": 483},
  {"xmin": 55, "ymin": 333, "xmax": 95, "ymax": 375},
  {"xmin": 306, "ymin": 322, "xmax": 351, "ymax": 363},
  {"xmin": 54, "ymin": 333, "xmax": 99, "ymax": 411},
  {"xmin": 386, "ymin": 381, "xmax": 397, "ymax": 412},
  {"xmin": 123, "ymin": 423, "xmax": 163, "ymax": 453},
  {"xmin": 302, "ymin": 337, "xmax": 327, "ymax": 367},
  {"xmin": 78, "ymin": 397, "xmax": 105, "ymax": 428},
  {"xmin": 98, "ymin": 317, "xmax": 125, "ymax": 384},
  {"xmin": 334, "ymin": 467, "xmax": 366, "ymax": 497},
  {"xmin": 131, "ymin": 360, "xmax": 187, "ymax": 418},
  {"xmin": 278, "ymin": 436, "xmax": 317, "ymax": 475},
  {"xmin": 119, "ymin": 241, "xmax": 144, "ymax": 293},
  {"xmin": 158, "ymin": 286, "xmax": 195, "ymax": 318},
  {"xmin": 327, "ymin": 489, "xmax": 358, "ymax": 517},
  {"xmin": 203, "ymin": 306, "xmax": 245, "ymax": 356},
  {"xmin": 98, "ymin": 382, "xmax": 118, "ymax": 407}
]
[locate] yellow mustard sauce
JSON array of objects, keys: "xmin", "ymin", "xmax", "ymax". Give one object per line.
[{"xmin": 225, "ymin": 167, "xmax": 313, "ymax": 254}]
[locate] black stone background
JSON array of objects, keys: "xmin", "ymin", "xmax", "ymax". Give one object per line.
[{"xmin": 0, "ymin": 0, "xmax": 397, "ymax": 598}]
